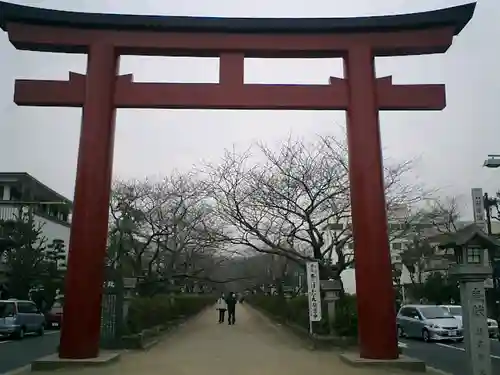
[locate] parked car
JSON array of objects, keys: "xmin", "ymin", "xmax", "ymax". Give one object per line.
[
  {"xmin": 440, "ymin": 305, "xmax": 498, "ymax": 338},
  {"xmin": 44, "ymin": 301, "xmax": 63, "ymax": 329},
  {"xmin": 0, "ymin": 299, "xmax": 45, "ymax": 339},
  {"xmin": 397, "ymin": 304, "xmax": 463, "ymax": 343}
]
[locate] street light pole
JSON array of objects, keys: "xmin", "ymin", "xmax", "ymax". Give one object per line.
[
  {"xmin": 483, "ymin": 156, "xmax": 500, "ymax": 338},
  {"xmin": 484, "ymin": 193, "xmax": 495, "ymax": 236}
]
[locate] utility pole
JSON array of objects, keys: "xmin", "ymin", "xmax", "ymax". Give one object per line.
[
  {"xmin": 484, "ymin": 193, "xmax": 495, "ymax": 236},
  {"xmin": 483, "ymin": 192, "xmax": 500, "ymax": 334}
]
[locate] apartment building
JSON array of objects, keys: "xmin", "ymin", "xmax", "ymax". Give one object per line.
[
  {"xmin": 0, "ymin": 172, "xmax": 72, "ymax": 283},
  {"xmin": 321, "ymin": 204, "xmax": 475, "ymax": 292}
]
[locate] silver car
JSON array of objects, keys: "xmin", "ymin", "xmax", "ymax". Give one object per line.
[
  {"xmin": 397, "ymin": 304, "xmax": 463, "ymax": 342},
  {"xmin": 0, "ymin": 299, "xmax": 45, "ymax": 339},
  {"xmin": 440, "ymin": 305, "xmax": 498, "ymax": 338}
]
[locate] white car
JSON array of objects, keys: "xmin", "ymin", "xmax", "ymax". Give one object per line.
[{"xmin": 440, "ymin": 305, "xmax": 498, "ymax": 338}]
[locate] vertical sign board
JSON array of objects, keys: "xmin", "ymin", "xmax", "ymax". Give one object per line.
[
  {"xmin": 306, "ymin": 261, "xmax": 322, "ymax": 322},
  {"xmin": 471, "ymin": 188, "xmax": 486, "ymax": 228}
]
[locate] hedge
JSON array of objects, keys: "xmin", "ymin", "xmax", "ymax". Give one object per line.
[
  {"xmin": 126, "ymin": 294, "xmax": 214, "ymax": 334},
  {"xmin": 249, "ymin": 294, "xmax": 358, "ymax": 337}
]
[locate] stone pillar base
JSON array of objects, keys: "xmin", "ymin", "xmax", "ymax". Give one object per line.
[{"xmin": 339, "ymin": 352, "xmax": 426, "ymax": 372}]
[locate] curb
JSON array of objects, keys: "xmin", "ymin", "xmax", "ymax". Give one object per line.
[
  {"xmin": 141, "ymin": 338, "xmax": 159, "ymax": 350},
  {"xmin": 1, "ymin": 365, "xmax": 31, "ymax": 375},
  {"xmin": 250, "ymin": 303, "xmax": 453, "ymax": 375},
  {"xmin": 426, "ymin": 366, "xmax": 453, "ymax": 375}
]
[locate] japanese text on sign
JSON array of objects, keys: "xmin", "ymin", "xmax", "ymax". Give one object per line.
[
  {"xmin": 471, "ymin": 288, "xmax": 483, "ymax": 300},
  {"xmin": 306, "ymin": 261, "xmax": 322, "ymax": 322},
  {"xmin": 472, "ymin": 303, "xmax": 485, "ymax": 317},
  {"xmin": 467, "ymin": 282, "xmax": 491, "ymax": 375},
  {"xmin": 471, "ymin": 188, "xmax": 485, "ymax": 226}
]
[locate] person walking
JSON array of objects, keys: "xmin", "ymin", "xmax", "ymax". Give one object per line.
[
  {"xmin": 215, "ymin": 293, "xmax": 227, "ymax": 323},
  {"xmin": 226, "ymin": 292, "xmax": 237, "ymax": 325}
]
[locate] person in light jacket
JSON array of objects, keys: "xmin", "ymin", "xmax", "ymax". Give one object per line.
[{"xmin": 215, "ymin": 293, "xmax": 228, "ymax": 323}]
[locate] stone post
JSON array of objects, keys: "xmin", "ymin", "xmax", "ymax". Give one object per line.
[
  {"xmin": 450, "ymin": 263, "xmax": 492, "ymax": 375},
  {"xmin": 320, "ymin": 280, "xmax": 342, "ymax": 334},
  {"xmin": 122, "ymin": 277, "xmax": 137, "ymax": 327}
]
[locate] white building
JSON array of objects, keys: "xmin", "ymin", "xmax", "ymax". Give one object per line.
[
  {"xmin": 0, "ymin": 172, "xmax": 72, "ymax": 282},
  {"xmin": 322, "ymin": 203, "xmax": 466, "ymax": 293}
]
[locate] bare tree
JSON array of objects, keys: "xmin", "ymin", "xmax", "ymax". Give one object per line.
[
  {"xmin": 399, "ymin": 196, "xmax": 462, "ymax": 288},
  {"xmin": 420, "ymin": 197, "xmax": 462, "ymax": 233},
  {"xmin": 400, "ymin": 236, "xmax": 435, "ymax": 286},
  {"xmin": 201, "ymin": 135, "xmax": 426, "ymax": 290},
  {"xmin": 107, "ymin": 173, "xmax": 232, "ymax": 294}
]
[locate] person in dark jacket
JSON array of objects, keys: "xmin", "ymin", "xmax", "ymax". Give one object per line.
[{"xmin": 226, "ymin": 292, "xmax": 237, "ymax": 325}]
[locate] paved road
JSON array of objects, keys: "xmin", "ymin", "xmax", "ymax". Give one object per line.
[
  {"xmin": 0, "ymin": 331, "xmax": 60, "ymax": 374},
  {"xmin": 26, "ymin": 305, "xmax": 397, "ymax": 375},
  {"xmin": 3, "ymin": 324, "xmax": 498, "ymax": 375},
  {"xmin": 399, "ymin": 337, "xmax": 500, "ymax": 375}
]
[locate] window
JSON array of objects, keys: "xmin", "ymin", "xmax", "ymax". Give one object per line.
[
  {"xmin": 389, "ymin": 223, "xmax": 406, "ymax": 231},
  {"xmin": 392, "ymin": 242, "xmax": 402, "ymax": 250},
  {"xmin": 467, "ymin": 248, "xmax": 482, "ymax": 264},
  {"xmin": 17, "ymin": 302, "xmax": 39, "ymax": 314},
  {"xmin": 419, "ymin": 306, "xmax": 452, "ymax": 319},
  {"xmin": 9, "ymin": 187, "xmax": 21, "ymax": 201},
  {"xmin": 400, "ymin": 307, "xmax": 411, "ymax": 317},
  {"xmin": 50, "ymin": 301, "xmax": 63, "ymax": 314},
  {"xmin": 400, "ymin": 307, "xmax": 420, "ymax": 319},
  {"xmin": 0, "ymin": 302, "xmax": 16, "ymax": 317},
  {"xmin": 449, "ymin": 306, "xmax": 462, "ymax": 316},
  {"xmin": 392, "ymin": 255, "xmax": 402, "ymax": 264},
  {"xmin": 0, "ymin": 185, "xmax": 3, "ymax": 200},
  {"xmin": 407, "ymin": 308, "xmax": 421, "ymax": 320},
  {"xmin": 326, "ymin": 223, "xmax": 343, "ymax": 231}
]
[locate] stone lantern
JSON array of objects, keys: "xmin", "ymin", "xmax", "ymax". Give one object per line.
[
  {"xmin": 438, "ymin": 224, "xmax": 499, "ymax": 375},
  {"xmin": 320, "ymin": 279, "xmax": 342, "ymax": 333}
]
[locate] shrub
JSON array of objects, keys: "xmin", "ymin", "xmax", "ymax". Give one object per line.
[
  {"xmin": 126, "ymin": 294, "xmax": 214, "ymax": 334},
  {"xmin": 332, "ymin": 294, "xmax": 358, "ymax": 337},
  {"xmin": 249, "ymin": 294, "xmax": 358, "ymax": 337}
]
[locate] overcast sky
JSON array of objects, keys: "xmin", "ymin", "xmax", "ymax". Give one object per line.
[{"xmin": 0, "ymin": 0, "xmax": 498, "ymax": 220}]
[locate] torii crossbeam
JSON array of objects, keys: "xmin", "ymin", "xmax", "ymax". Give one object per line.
[{"xmin": 0, "ymin": 0, "xmax": 475, "ymax": 361}]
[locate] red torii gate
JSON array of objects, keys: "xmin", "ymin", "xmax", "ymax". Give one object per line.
[{"xmin": 0, "ymin": 1, "xmax": 475, "ymax": 361}]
